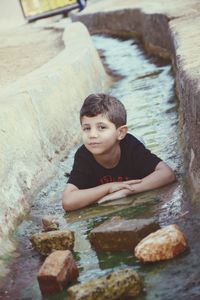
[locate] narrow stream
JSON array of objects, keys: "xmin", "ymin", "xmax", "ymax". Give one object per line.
[{"xmin": 1, "ymin": 34, "xmax": 200, "ymax": 300}]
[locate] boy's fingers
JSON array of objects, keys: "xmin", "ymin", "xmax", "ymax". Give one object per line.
[
  {"xmin": 123, "ymin": 184, "xmax": 135, "ymax": 191},
  {"xmin": 112, "ymin": 180, "xmax": 142, "ymax": 192},
  {"xmin": 117, "ymin": 184, "xmax": 132, "ymax": 191}
]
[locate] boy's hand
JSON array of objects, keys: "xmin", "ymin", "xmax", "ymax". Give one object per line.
[
  {"xmin": 98, "ymin": 180, "xmax": 142, "ymax": 204},
  {"xmin": 107, "ymin": 179, "xmax": 142, "ymax": 194}
]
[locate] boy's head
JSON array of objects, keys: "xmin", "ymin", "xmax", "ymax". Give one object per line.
[{"xmin": 80, "ymin": 93, "xmax": 127, "ymax": 128}]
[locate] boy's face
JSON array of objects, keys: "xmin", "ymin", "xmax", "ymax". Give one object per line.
[{"xmin": 81, "ymin": 114, "xmax": 127, "ymax": 156}]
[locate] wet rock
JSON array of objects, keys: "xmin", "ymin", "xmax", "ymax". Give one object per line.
[
  {"xmin": 67, "ymin": 268, "xmax": 142, "ymax": 300},
  {"xmin": 42, "ymin": 215, "xmax": 59, "ymax": 232},
  {"xmin": 88, "ymin": 218, "xmax": 160, "ymax": 251},
  {"xmin": 38, "ymin": 250, "xmax": 79, "ymax": 294},
  {"xmin": 30, "ymin": 229, "xmax": 74, "ymax": 256},
  {"xmin": 135, "ymin": 224, "xmax": 188, "ymax": 262}
]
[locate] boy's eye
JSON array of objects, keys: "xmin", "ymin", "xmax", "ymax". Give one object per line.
[
  {"xmin": 98, "ymin": 125, "xmax": 107, "ymax": 131},
  {"xmin": 82, "ymin": 127, "xmax": 90, "ymax": 131}
]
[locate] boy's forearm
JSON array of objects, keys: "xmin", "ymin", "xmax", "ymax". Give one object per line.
[
  {"xmin": 98, "ymin": 167, "xmax": 176, "ymax": 203},
  {"xmin": 98, "ymin": 189, "xmax": 129, "ymax": 204},
  {"xmin": 132, "ymin": 166, "xmax": 176, "ymax": 194},
  {"xmin": 62, "ymin": 164, "xmax": 175, "ymax": 210},
  {"xmin": 62, "ymin": 184, "xmax": 110, "ymax": 211},
  {"xmin": 62, "ymin": 180, "xmax": 141, "ymax": 211}
]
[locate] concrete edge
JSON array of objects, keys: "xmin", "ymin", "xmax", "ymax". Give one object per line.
[{"xmin": 0, "ymin": 21, "xmax": 111, "ymax": 250}]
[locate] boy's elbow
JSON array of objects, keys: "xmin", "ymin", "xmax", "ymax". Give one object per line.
[
  {"xmin": 62, "ymin": 184, "xmax": 80, "ymax": 212},
  {"xmin": 166, "ymin": 168, "xmax": 176, "ymax": 184},
  {"xmin": 157, "ymin": 162, "xmax": 176, "ymax": 185},
  {"xmin": 62, "ymin": 195, "xmax": 76, "ymax": 212}
]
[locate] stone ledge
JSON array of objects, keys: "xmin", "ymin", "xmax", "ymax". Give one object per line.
[{"xmin": 0, "ymin": 22, "xmax": 111, "ymax": 249}]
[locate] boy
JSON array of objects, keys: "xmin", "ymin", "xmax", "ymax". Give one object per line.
[{"xmin": 62, "ymin": 93, "xmax": 176, "ymax": 211}]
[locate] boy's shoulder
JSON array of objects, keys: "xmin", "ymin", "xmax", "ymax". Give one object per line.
[{"xmin": 122, "ymin": 132, "xmax": 143, "ymax": 147}]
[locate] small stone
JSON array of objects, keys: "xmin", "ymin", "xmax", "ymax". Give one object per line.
[
  {"xmin": 88, "ymin": 218, "xmax": 160, "ymax": 252},
  {"xmin": 134, "ymin": 224, "xmax": 188, "ymax": 262},
  {"xmin": 30, "ymin": 229, "xmax": 74, "ymax": 255},
  {"xmin": 67, "ymin": 268, "xmax": 142, "ymax": 300},
  {"xmin": 38, "ymin": 250, "xmax": 79, "ymax": 294},
  {"xmin": 42, "ymin": 215, "xmax": 59, "ymax": 232}
]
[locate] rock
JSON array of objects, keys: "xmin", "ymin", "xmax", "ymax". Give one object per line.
[
  {"xmin": 88, "ymin": 218, "xmax": 160, "ymax": 251},
  {"xmin": 134, "ymin": 224, "xmax": 188, "ymax": 262},
  {"xmin": 67, "ymin": 268, "xmax": 142, "ymax": 300},
  {"xmin": 37, "ymin": 250, "xmax": 79, "ymax": 294},
  {"xmin": 30, "ymin": 229, "xmax": 74, "ymax": 256},
  {"xmin": 42, "ymin": 215, "xmax": 59, "ymax": 232}
]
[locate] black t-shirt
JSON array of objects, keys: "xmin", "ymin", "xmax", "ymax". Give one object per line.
[{"xmin": 67, "ymin": 133, "xmax": 162, "ymax": 189}]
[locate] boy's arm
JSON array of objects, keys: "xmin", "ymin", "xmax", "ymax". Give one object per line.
[
  {"xmin": 62, "ymin": 180, "xmax": 141, "ymax": 211},
  {"xmin": 98, "ymin": 161, "xmax": 176, "ymax": 204},
  {"xmin": 131, "ymin": 161, "xmax": 176, "ymax": 194},
  {"xmin": 98, "ymin": 189, "xmax": 131, "ymax": 204},
  {"xmin": 62, "ymin": 183, "xmax": 110, "ymax": 211}
]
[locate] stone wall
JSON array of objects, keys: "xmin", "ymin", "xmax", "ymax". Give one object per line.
[
  {"xmin": 72, "ymin": 11, "xmax": 171, "ymax": 59},
  {"xmin": 169, "ymin": 15, "xmax": 200, "ymax": 194},
  {"xmin": 0, "ymin": 22, "xmax": 111, "ymax": 249}
]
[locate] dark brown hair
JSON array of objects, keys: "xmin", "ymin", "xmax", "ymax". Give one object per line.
[{"xmin": 80, "ymin": 93, "xmax": 127, "ymax": 128}]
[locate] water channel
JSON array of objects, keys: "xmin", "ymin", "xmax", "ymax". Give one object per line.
[{"xmin": 1, "ymin": 34, "xmax": 200, "ymax": 300}]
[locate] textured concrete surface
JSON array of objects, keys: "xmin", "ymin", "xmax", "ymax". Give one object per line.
[
  {"xmin": 0, "ymin": 0, "xmax": 25, "ymax": 31},
  {"xmin": 72, "ymin": 0, "xmax": 200, "ymax": 197},
  {"xmin": 0, "ymin": 17, "xmax": 111, "ymax": 249},
  {"xmin": 0, "ymin": 23, "xmax": 65, "ymax": 88}
]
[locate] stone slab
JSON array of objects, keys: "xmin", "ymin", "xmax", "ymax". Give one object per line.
[
  {"xmin": 67, "ymin": 268, "xmax": 142, "ymax": 300},
  {"xmin": 89, "ymin": 218, "xmax": 160, "ymax": 251}
]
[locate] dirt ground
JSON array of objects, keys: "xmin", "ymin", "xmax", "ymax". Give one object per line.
[
  {"xmin": 0, "ymin": 0, "xmax": 102, "ymax": 89},
  {"xmin": 0, "ymin": 16, "xmax": 65, "ymax": 89}
]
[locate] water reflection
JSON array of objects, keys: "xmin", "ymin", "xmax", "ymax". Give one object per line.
[{"xmin": 92, "ymin": 35, "xmax": 179, "ymax": 165}]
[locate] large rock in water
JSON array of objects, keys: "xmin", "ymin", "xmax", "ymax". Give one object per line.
[
  {"xmin": 135, "ymin": 224, "xmax": 188, "ymax": 262},
  {"xmin": 88, "ymin": 218, "xmax": 160, "ymax": 251},
  {"xmin": 67, "ymin": 268, "xmax": 142, "ymax": 300},
  {"xmin": 38, "ymin": 250, "xmax": 79, "ymax": 294},
  {"xmin": 30, "ymin": 229, "xmax": 74, "ymax": 255}
]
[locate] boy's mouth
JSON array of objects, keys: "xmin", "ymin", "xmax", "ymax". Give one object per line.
[{"xmin": 88, "ymin": 142, "xmax": 100, "ymax": 147}]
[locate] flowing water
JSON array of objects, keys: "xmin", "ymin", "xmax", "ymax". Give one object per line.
[{"xmin": 0, "ymin": 34, "xmax": 199, "ymax": 300}]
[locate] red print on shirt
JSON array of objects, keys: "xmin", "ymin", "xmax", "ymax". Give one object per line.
[{"xmin": 99, "ymin": 176, "xmax": 130, "ymax": 184}]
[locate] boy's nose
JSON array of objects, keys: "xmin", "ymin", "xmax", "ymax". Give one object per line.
[{"xmin": 89, "ymin": 128, "xmax": 98, "ymax": 138}]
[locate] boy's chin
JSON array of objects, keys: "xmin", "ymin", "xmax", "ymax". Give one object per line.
[
  {"xmin": 86, "ymin": 146, "xmax": 104, "ymax": 155},
  {"xmin": 91, "ymin": 149, "xmax": 104, "ymax": 156}
]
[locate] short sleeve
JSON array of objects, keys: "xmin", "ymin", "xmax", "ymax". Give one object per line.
[
  {"xmin": 67, "ymin": 147, "xmax": 95, "ymax": 189},
  {"xmin": 133, "ymin": 142, "xmax": 162, "ymax": 178}
]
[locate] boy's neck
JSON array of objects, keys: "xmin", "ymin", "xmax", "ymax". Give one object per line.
[{"xmin": 93, "ymin": 143, "xmax": 121, "ymax": 169}]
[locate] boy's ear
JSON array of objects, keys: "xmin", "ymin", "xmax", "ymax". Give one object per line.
[{"xmin": 117, "ymin": 125, "xmax": 128, "ymax": 140}]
